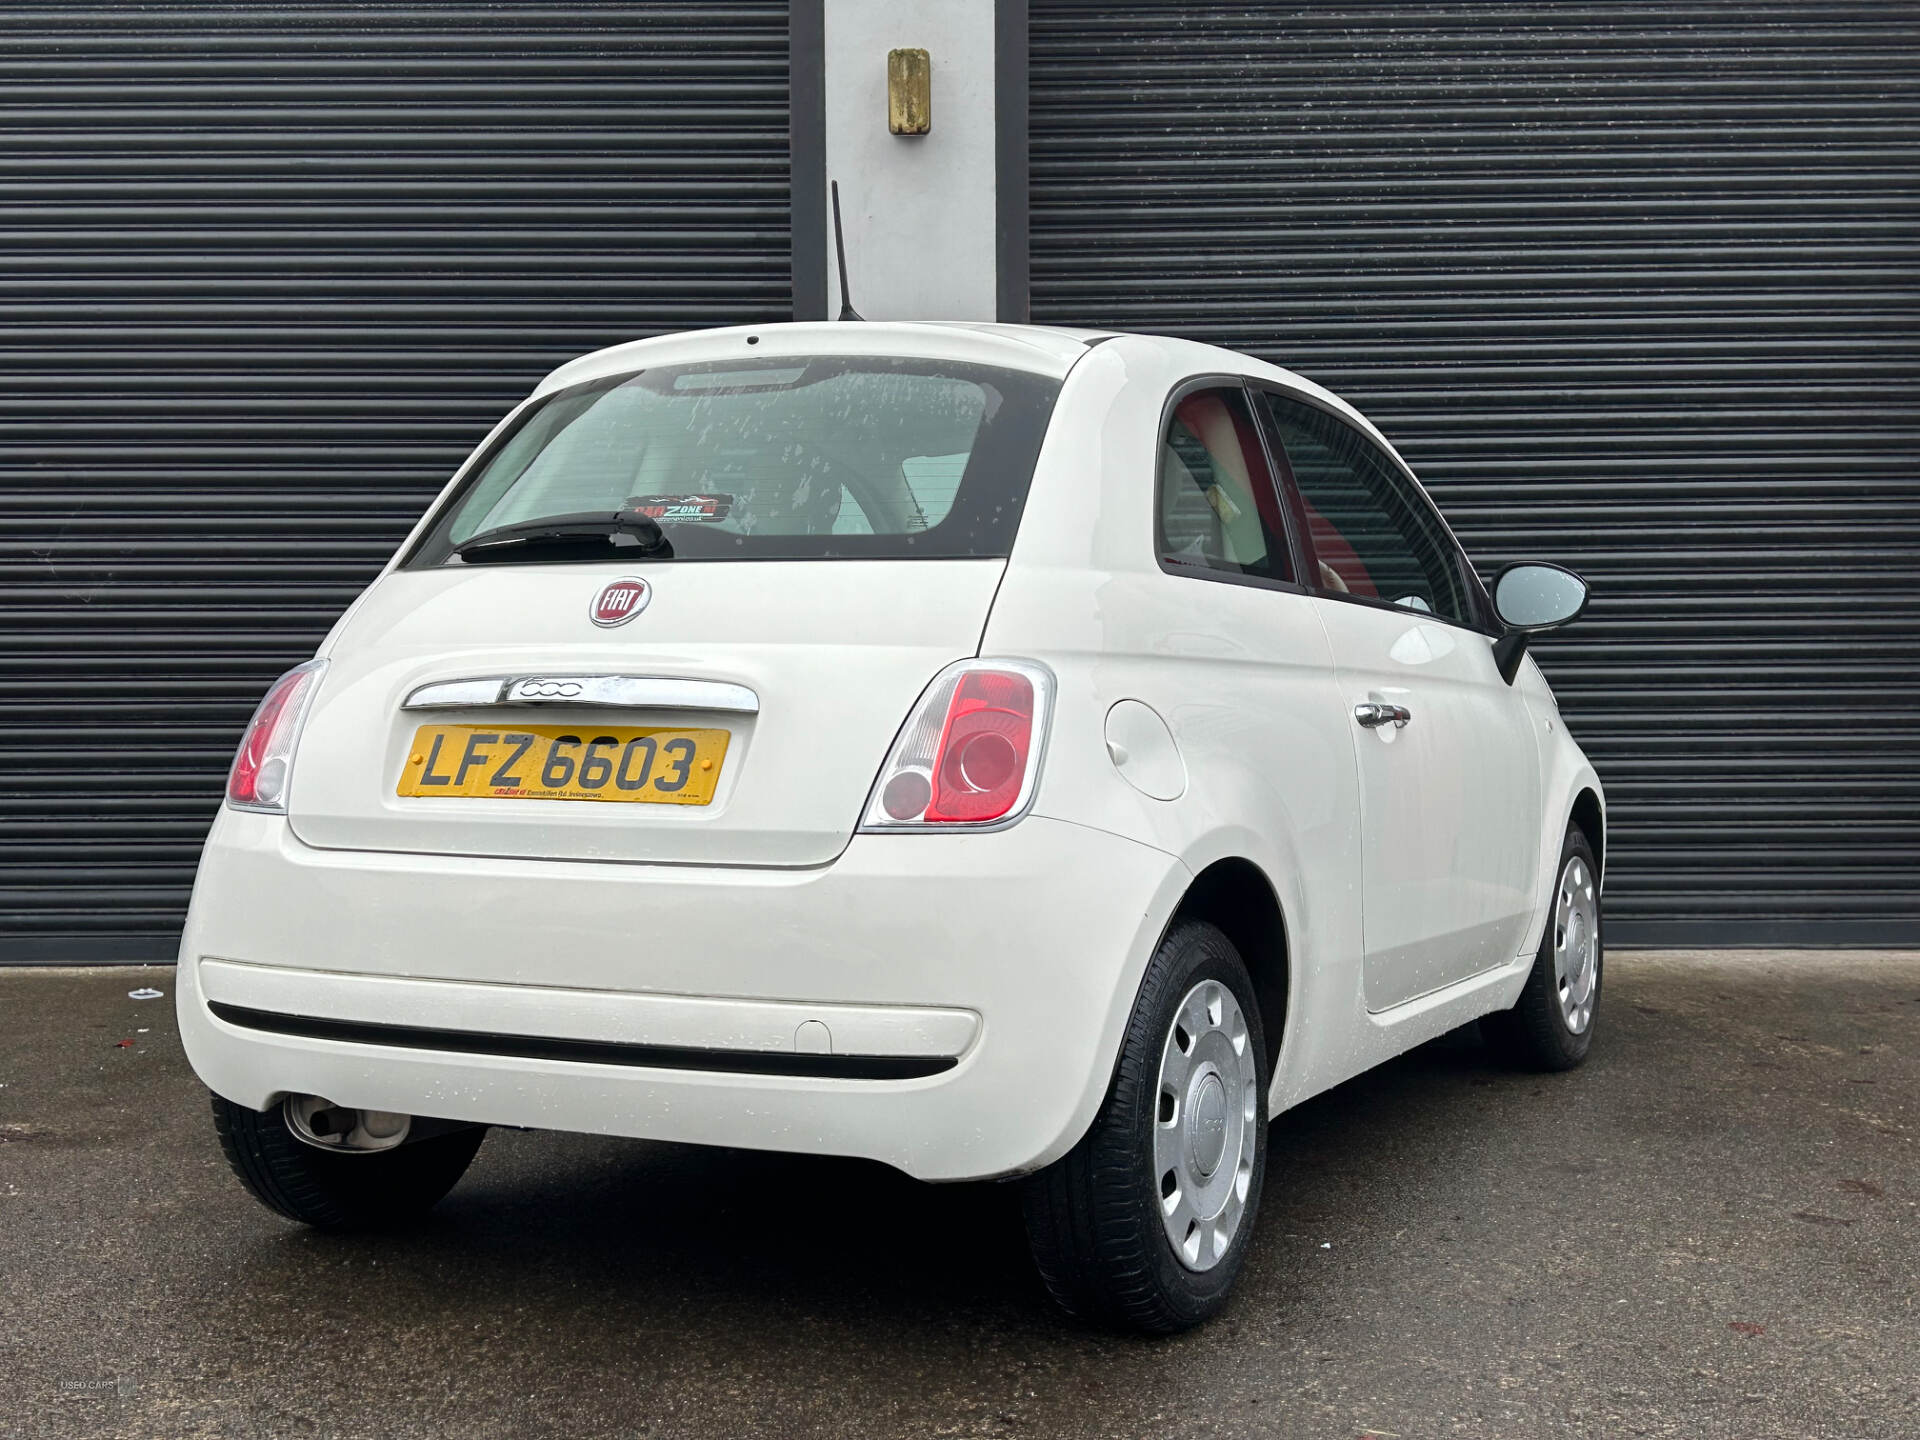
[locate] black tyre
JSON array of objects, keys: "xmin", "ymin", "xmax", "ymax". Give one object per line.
[
  {"xmin": 1481, "ymin": 823, "xmax": 1603, "ymax": 1072},
  {"xmin": 211, "ymin": 1092, "xmax": 485, "ymax": 1230},
  {"xmin": 1023, "ymin": 920, "xmax": 1269, "ymax": 1334}
]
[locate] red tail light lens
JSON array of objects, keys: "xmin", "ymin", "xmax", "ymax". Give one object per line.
[
  {"xmin": 927, "ymin": 670, "xmax": 1034, "ymax": 822},
  {"xmin": 227, "ymin": 660, "xmax": 326, "ymax": 812},
  {"xmin": 861, "ymin": 660, "xmax": 1053, "ymax": 830}
]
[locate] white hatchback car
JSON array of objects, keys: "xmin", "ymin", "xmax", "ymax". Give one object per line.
[{"xmin": 180, "ymin": 321, "xmax": 1603, "ymax": 1332}]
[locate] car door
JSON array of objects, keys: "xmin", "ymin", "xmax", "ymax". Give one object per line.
[
  {"xmin": 1255, "ymin": 387, "xmax": 1542, "ymax": 1012},
  {"xmin": 1147, "ymin": 380, "xmax": 1366, "ymax": 985}
]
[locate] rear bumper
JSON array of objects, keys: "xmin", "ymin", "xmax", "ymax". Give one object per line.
[{"xmin": 177, "ymin": 811, "xmax": 1190, "ymax": 1181}]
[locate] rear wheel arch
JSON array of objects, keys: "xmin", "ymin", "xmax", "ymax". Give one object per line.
[
  {"xmin": 1569, "ymin": 787, "xmax": 1605, "ymax": 883},
  {"xmin": 1161, "ymin": 857, "xmax": 1290, "ymax": 1075}
]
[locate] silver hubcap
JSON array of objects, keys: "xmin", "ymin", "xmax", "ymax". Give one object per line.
[
  {"xmin": 1154, "ymin": 980, "xmax": 1258, "ymax": 1272},
  {"xmin": 1554, "ymin": 855, "xmax": 1600, "ymax": 1034}
]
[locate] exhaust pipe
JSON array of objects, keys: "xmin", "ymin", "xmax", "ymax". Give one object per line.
[{"xmin": 284, "ymin": 1094, "xmax": 411, "ymax": 1153}]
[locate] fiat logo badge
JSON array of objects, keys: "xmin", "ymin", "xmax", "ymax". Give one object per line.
[{"xmin": 589, "ymin": 577, "xmax": 651, "ymax": 627}]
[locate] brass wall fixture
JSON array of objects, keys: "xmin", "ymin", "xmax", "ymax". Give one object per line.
[{"xmin": 887, "ymin": 48, "xmax": 932, "ymax": 135}]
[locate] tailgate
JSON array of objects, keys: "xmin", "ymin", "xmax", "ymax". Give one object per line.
[{"xmin": 286, "ymin": 560, "xmax": 1004, "ymax": 866}]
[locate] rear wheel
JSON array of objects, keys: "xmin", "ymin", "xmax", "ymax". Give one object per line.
[
  {"xmin": 1481, "ymin": 824, "xmax": 1602, "ymax": 1071},
  {"xmin": 211, "ymin": 1093, "xmax": 485, "ymax": 1229},
  {"xmin": 1023, "ymin": 921, "xmax": 1269, "ymax": 1333}
]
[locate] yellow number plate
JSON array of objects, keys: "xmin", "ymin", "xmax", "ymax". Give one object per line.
[{"xmin": 396, "ymin": 724, "xmax": 729, "ymax": 805}]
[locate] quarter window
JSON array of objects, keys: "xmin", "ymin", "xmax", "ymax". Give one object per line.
[
  {"xmin": 1259, "ymin": 392, "xmax": 1470, "ymax": 624},
  {"xmin": 1157, "ymin": 386, "xmax": 1293, "ymax": 584}
]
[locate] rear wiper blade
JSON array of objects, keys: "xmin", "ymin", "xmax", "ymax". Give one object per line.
[{"xmin": 454, "ymin": 511, "xmax": 672, "ymax": 564}]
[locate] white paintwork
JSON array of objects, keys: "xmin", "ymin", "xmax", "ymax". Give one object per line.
[
  {"xmin": 1313, "ymin": 598, "xmax": 1542, "ymax": 1011},
  {"xmin": 822, "ymin": 0, "xmax": 1000, "ymax": 321},
  {"xmin": 198, "ymin": 958, "xmax": 981, "ymax": 1059},
  {"xmin": 288, "ymin": 560, "xmax": 1006, "ymax": 867},
  {"xmin": 179, "ymin": 321, "xmax": 1604, "ymax": 1183},
  {"xmin": 179, "ymin": 809, "xmax": 1190, "ymax": 1181}
]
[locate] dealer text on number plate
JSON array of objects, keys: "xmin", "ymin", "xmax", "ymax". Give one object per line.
[{"xmin": 397, "ymin": 724, "xmax": 729, "ymax": 804}]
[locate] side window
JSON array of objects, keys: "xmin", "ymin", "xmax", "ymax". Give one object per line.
[
  {"xmin": 1157, "ymin": 386, "xmax": 1293, "ymax": 584},
  {"xmin": 1259, "ymin": 392, "xmax": 1470, "ymax": 625}
]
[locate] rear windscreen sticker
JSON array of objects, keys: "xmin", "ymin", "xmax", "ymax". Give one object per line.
[{"xmin": 624, "ymin": 493, "xmax": 734, "ymax": 524}]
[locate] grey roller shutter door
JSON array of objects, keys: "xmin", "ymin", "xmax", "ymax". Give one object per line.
[
  {"xmin": 1030, "ymin": 2, "xmax": 1920, "ymax": 945},
  {"xmin": 0, "ymin": 3, "xmax": 791, "ymax": 962}
]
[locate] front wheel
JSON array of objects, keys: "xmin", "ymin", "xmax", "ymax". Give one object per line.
[
  {"xmin": 1023, "ymin": 920, "xmax": 1269, "ymax": 1333},
  {"xmin": 1481, "ymin": 823, "xmax": 1603, "ymax": 1071}
]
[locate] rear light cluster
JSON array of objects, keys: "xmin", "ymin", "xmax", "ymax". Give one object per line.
[
  {"xmin": 227, "ymin": 659, "xmax": 326, "ymax": 813},
  {"xmin": 860, "ymin": 659, "xmax": 1053, "ymax": 831}
]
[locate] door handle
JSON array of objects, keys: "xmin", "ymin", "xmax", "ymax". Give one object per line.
[{"xmin": 1354, "ymin": 702, "xmax": 1412, "ymax": 730}]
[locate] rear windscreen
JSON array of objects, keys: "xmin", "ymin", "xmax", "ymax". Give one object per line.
[{"xmin": 405, "ymin": 355, "xmax": 1062, "ymax": 566}]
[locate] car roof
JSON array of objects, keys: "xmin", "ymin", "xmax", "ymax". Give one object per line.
[
  {"xmin": 534, "ymin": 321, "xmax": 1391, "ymax": 459},
  {"xmin": 538, "ymin": 321, "xmax": 1117, "ymax": 393}
]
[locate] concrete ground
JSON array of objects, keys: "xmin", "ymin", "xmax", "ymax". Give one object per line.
[{"xmin": 0, "ymin": 954, "xmax": 1913, "ymax": 1440}]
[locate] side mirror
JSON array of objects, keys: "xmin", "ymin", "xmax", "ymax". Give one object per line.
[
  {"xmin": 1494, "ymin": 562, "xmax": 1588, "ymax": 631},
  {"xmin": 1490, "ymin": 562, "xmax": 1589, "ymax": 684}
]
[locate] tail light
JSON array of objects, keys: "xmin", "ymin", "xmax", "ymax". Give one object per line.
[
  {"xmin": 226, "ymin": 659, "xmax": 326, "ymax": 813},
  {"xmin": 860, "ymin": 659, "xmax": 1053, "ymax": 831}
]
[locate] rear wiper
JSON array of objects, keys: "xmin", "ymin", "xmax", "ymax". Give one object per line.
[{"xmin": 454, "ymin": 511, "xmax": 672, "ymax": 564}]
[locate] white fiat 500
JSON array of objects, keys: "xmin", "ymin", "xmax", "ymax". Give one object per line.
[{"xmin": 180, "ymin": 321, "xmax": 1602, "ymax": 1332}]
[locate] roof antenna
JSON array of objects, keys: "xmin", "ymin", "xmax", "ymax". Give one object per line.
[{"xmin": 830, "ymin": 180, "xmax": 864, "ymax": 321}]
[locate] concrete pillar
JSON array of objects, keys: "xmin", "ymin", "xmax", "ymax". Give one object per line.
[{"xmin": 791, "ymin": 0, "xmax": 1027, "ymax": 322}]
